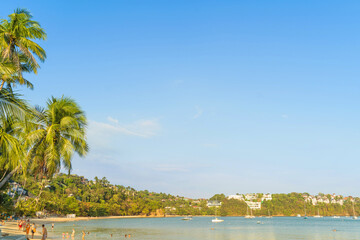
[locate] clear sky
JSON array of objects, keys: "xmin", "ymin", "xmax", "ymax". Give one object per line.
[{"xmin": 2, "ymin": 0, "xmax": 360, "ymax": 198}]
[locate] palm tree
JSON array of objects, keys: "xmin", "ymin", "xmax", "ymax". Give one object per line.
[
  {"xmin": 0, "ymin": 88, "xmax": 31, "ymax": 189},
  {"xmin": 0, "ymin": 57, "xmax": 34, "ymax": 90},
  {"xmin": 26, "ymin": 96, "xmax": 88, "ymax": 180},
  {"xmin": 0, "ymin": 8, "xmax": 46, "ymax": 90}
]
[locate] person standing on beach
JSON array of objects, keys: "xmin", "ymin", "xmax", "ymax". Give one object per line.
[
  {"xmin": 31, "ymin": 223, "xmax": 36, "ymax": 239},
  {"xmin": 71, "ymin": 229, "xmax": 75, "ymax": 239},
  {"xmin": 51, "ymin": 223, "xmax": 54, "ymax": 230},
  {"xmin": 41, "ymin": 224, "xmax": 47, "ymax": 240},
  {"xmin": 25, "ymin": 223, "xmax": 30, "ymax": 238},
  {"xmin": 82, "ymin": 231, "xmax": 86, "ymax": 240}
]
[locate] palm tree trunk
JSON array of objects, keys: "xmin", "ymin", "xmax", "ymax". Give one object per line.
[
  {"xmin": 0, "ymin": 80, "xmax": 5, "ymax": 91},
  {"xmin": 0, "ymin": 166, "xmax": 19, "ymax": 189}
]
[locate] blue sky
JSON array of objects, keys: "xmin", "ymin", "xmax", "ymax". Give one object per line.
[{"xmin": 2, "ymin": 0, "xmax": 360, "ymax": 198}]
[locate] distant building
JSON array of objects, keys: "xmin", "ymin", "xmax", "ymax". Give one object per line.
[
  {"xmin": 207, "ymin": 200, "xmax": 222, "ymax": 207},
  {"xmin": 245, "ymin": 201, "xmax": 261, "ymax": 210},
  {"xmin": 228, "ymin": 195, "xmax": 244, "ymax": 201},
  {"xmin": 261, "ymin": 194, "xmax": 272, "ymax": 201},
  {"xmin": 244, "ymin": 193, "xmax": 257, "ymax": 201},
  {"xmin": 164, "ymin": 206, "xmax": 176, "ymax": 211},
  {"xmin": 36, "ymin": 211, "xmax": 45, "ymax": 217},
  {"xmin": 7, "ymin": 181, "xmax": 27, "ymax": 197}
]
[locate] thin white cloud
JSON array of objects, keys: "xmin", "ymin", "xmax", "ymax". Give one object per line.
[
  {"xmin": 88, "ymin": 117, "xmax": 161, "ymax": 139},
  {"xmin": 193, "ymin": 106, "xmax": 203, "ymax": 119}
]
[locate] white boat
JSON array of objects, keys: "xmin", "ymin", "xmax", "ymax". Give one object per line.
[
  {"xmin": 265, "ymin": 210, "xmax": 272, "ymax": 218},
  {"xmin": 314, "ymin": 209, "xmax": 323, "ymax": 218},
  {"xmin": 212, "ymin": 203, "xmax": 224, "ymax": 223},
  {"xmin": 244, "ymin": 206, "xmax": 255, "ymax": 219},
  {"xmin": 352, "ymin": 202, "xmax": 358, "ymax": 220},
  {"xmin": 212, "ymin": 217, "xmax": 224, "ymax": 223},
  {"xmin": 182, "ymin": 216, "xmax": 192, "ymax": 220},
  {"xmin": 297, "ymin": 214, "xmax": 301, "ymax": 217},
  {"xmin": 332, "ymin": 216, "xmax": 340, "ymax": 219}
]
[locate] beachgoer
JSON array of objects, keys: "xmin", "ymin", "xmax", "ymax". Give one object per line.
[
  {"xmin": 125, "ymin": 234, "xmax": 127, "ymax": 238},
  {"xmin": 66, "ymin": 232, "xmax": 69, "ymax": 239},
  {"xmin": 52, "ymin": 223, "xmax": 54, "ymax": 230},
  {"xmin": 26, "ymin": 223, "xmax": 30, "ymax": 238},
  {"xmin": 31, "ymin": 224, "xmax": 36, "ymax": 239},
  {"xmin": 82, "ymin": 231, "xmax": 86, "ymax": 240},
  {"xmin": 128, "ymin": 234, "xmax": 131, "ymax": 238},
  {"xmin": 41, "ymin": 224, "xmax": 47, "ymax": 240},
  {"xmin": 62, "ymin": 232, "xmax": 65, "ymax": 239},
  {"xmin": 71, "ymin": 229, "xmax": 75, "ymax": 239}
]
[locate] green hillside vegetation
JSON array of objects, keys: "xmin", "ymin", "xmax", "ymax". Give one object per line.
[{"xmin": 2, "ymin": 174, "xmax": 360, "ymax": 218}]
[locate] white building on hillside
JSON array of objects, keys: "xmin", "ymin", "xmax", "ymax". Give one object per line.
[
  {"xmin": 245, "ymin": 193, "xmax": 257, "ymax": 201},
  {"xmin": 228, "ymin": 195, "xmax": 244, "ymax": 201},
  {"xmin": 245, "ymin": 201, "xmax": 261, "ymax": 210},
  {"xmin": 261, "ymin": 193, "xmax": 272, "ymax": 201},
  {"xmin": 207, "ymin": 200, "xmax": 222, "ymax": 207}
]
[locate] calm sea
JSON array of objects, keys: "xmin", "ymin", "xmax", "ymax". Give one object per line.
[{"xmin": 48, "ymin": 216, "xmax": 360, "ymax": 240}]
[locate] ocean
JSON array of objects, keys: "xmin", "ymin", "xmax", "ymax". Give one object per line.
[{"xmin": 49, "ymin": 216, "xmax": 360, "ymax": 240}]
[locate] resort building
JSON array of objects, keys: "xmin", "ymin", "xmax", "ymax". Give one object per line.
[
  {"xmin": 228, "ymin": 195, "xmax": 244, "ymax": 201},
  {"xmin": 261, "ymin": 193, "xmax": 272, "ymax": 201},
  {"xmin": 245, "ymin": 201, "xmax": 261, "ymax": 210},
  {"xmin": 303, "ymin": 194, "xmax": 345, "ymax": 206},
  {"xmin": 207, "ymin": 200, "xmax": 222, "ymax": 207},
  {"xmin": 244, "ymin": 193, "xmax": 257, "ymax": 201},
  {"xmin": 6, "ymin": 181, "xmax": 27, "ymax": 198}
]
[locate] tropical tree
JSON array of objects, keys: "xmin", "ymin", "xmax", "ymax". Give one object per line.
[
  {"xmin": 0, "ymin": 8, "xmax": 46, "ymax": 90},
  {"xmin": 26, "ymin": 96, "xmax": 88, "ymax": 180},
  {"xmin": 0, "ymin": 87, "xmax": 31, "ymax": 189}
]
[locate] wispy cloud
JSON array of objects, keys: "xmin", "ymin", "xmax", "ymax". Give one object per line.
[
  {"xmin": 193, "ymin": 106, "xmax": 203, "ymax": 119},
  {"xmin": 89, "ymin": 117, "xmax": 161, "ymax": 139}
]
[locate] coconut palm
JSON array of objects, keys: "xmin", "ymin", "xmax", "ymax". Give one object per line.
[
  {"xmin": 0, "ymin": 8, "xmax": 46, "ymax": 90},
  {"xmin": 0, "ymin": 58, "xmax": 34, "ymax": 90},
  {"xmin": 0, "ymin": 88, "xmax": 31, "ymax": 189},
  {"xmin": 26, "ymin": 96, "xmax": 88, "ymax": 180}
]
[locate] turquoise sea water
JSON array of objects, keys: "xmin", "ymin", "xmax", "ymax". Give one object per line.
[{"xmin": 49, "ymin": 217, "xmax": 360, "ymax": 240}]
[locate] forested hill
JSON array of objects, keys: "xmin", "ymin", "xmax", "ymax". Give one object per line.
[{"xmin": 1, "ymin": 174, "xmax": 359, "ymax": 217}]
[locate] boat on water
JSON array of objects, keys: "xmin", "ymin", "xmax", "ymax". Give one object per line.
[
  {"xmin": 297, "ymin": 214, "xmax": 301, "ymax": 217},
  {"xmin": 212, "ymin": 203, "xmax": 224, "ymax": 223},
  {"xmin": 352, "ymin": 202, "xmax": 358, "ymax": 220},
  {"xmin": 313, "ymin": 209, "xmax": 323, "ymax": 218},
  {"xmin": 182, "ymin": 216, "xmax": 192, "ymax": 220},
  {"xmin": 332, "ymin": 216, "xmax": 340, "ymax": 219},
  {"xmin": 244, "ymin": 206, "xmax": 255, "ymax": 219},
  {"xmin": 212, "ymin": 217, "xmax": 224, "ymax": 223},
  {"xmin": 304, "ymin": 202, "xmax": 308, "ymax": 219},
  {"xmin": 265, "ymin": 209, "xmax": 272, "ymax": 218}
]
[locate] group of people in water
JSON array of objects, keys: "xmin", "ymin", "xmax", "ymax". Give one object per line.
[
  {"xmin": 15, "ymin": 220, "xmax": 133, "ymax": 239},
  {"xmin": 17, "ymin": 219, "xmax": 47, "ymax": 239}
]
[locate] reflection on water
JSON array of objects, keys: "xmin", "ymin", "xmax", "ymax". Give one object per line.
[{"xmin": 48, "ymin": 217, "xmax": 360, "ymax": 240}]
